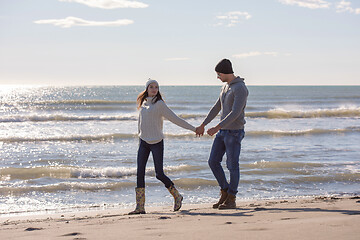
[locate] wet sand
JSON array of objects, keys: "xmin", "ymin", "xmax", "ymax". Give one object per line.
[{"xmin": 1, "ymin": 196, "xmax": 359, "ymax": 240}]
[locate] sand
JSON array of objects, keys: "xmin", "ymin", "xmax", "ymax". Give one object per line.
[{"xmin": 1, "ymin": 196, "xmax": 359, "ymax": 240}]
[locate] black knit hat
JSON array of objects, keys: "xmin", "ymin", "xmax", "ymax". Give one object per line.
[{"xmin": 215, "ymin": 59, "xmax": 234, "ymax": 74}]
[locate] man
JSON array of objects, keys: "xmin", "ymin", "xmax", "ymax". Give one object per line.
[{"xmin": 196, "ymin": 58, "xmax": 248, "ymax": 209}]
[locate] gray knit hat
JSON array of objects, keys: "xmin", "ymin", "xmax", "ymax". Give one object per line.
[{"xmin": 145, "ymin": 78, "xmax": 159, "ymax": 89}]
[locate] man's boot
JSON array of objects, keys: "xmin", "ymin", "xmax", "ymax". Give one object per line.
[
  {"xmin": 167, "ymin": 185, "xmax": 183, "ymax": 211},
  {"xmin": 128, "ymin": 187, "xmax": 146, "ymax": 215},
  {"xmin": 218, "ymin": 193, "xmax": 236, "ymax": 209},
  {"xmin": 213, "ymin": 189, "xmax": 228, "ymax": 209}
]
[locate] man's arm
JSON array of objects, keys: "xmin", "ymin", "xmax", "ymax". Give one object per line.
[{"xmin": 196, "ymin": 97, "xmax": 221, "ymax": 136}]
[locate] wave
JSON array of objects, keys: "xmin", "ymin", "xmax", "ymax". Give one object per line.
[
  {"xmin": 1, "ymin": 127, "xmax": 360, "ymax": 143},
  {"xmin": 246, "ymin": 127, "xmax": 360, "ymax": 137},
  {"xmin": 0, "ymin": 133, "xmax": 136, "ymax": 143},
  {"xmin": 0, "ymin": 132, "xmax": 204, "ymax": 143},
  {"xmin": 241, "ymin": 160, "xmax": 323, "ymax": 169},
  {"xmin": 0, "ymin": 178, "xmax": 218, "ymax": 195},
  {"xmin": 0, "ymin": 114, "xmax": 202, "ymax": 123},
  {"xmin": 71, "ymin": 164, "xmax": 203, "ymax": 179},
  {"xmin": 0, "ymin": 114, "xmax": 203, "ymax": 123},
  {"xmin": 0, "ymin": 182, "xmax": 136, "ymax": 195},
  {"xmin": 246, "ymin": 107, "xmax": 360, "ymax": 119},
  {"xmin": 0, "ymin": 164, "xmax": 203, "ymax": 181},
  {"xmin": 2, "ymin": 161, "xmax": 354, "ymax": 183},
  {"xmin": 0, "ymin": 161, "xmax": 331, "ymax": 181},
  {"xmin": 238, "ymin": 173, "xmax": 360, "ymax": 185},
  {"xmin": 245, "ymin": 173, "xmax": 360, "ymax": 185},
  {"xmin": 2, "ymin": 100, "xmax": 137, "ymax": 106},
  {"xmin": 1, "ymin": 172, "xmax": 358, "ymax": 195},
  {"xmin": 0, "ymin": 115, "xmax": 137, "ymax": 123},
  {"xmin": 0, "ymin": 100, "xmax": 137, "ymax": 112},
  {"xmin": 37, "ymin": 106, "xmax": 135, "ymax": 111},
  {"xmin": 2, "ymin": 107, "xmax": 359, "ymax": 124},
  {"xmin": 173, "ymin": 178, "xmax": 218, "ymax": 188},
  {"xmin": 288, "ymin": 173, "xmax": 360, "ymax": 183},
  {"xmin": 48, "ymin": 100, "xmax": 136, "ymax": 105}
]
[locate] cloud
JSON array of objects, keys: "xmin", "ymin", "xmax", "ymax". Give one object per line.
[
  {"xmin": 215, "ymin": 11, "xmax": 251, "ymax": 27},
  {"xmin": 34, "ymin": 16, "xmax": 134, "ymax": 28},
  {"xmin": 233, "ymin": 52, "xmax": 279, "ymax": 59},
  {"xmin": 58, "ymin": 0, "xmax": 148, "ymax": 9},
  {"xmin": 165, "ymin": 58, "xmax": 190, "ymax": 61},
  {"xmin": 279, "ymin": 0, "xmax": 360, "ymax": 14},
  {"xmin": 335, "ymin": 0, "xmax": 360, "ymax": 14},
  {"xmin": 278, "ymin": 0, "xmax": 331, "ymax": 9}
]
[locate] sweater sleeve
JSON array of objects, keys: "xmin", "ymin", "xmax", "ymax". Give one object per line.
[
  {"xmin": 202, "ymin": 97, "xmax": 221, "ymax": 126},
  {"xmin": 218, "ymin": 86, "xmax": 248, "ymax": 128},
  {"xmin": 158, "ymin": 101, "xmax": 196, "ymax": 132}
]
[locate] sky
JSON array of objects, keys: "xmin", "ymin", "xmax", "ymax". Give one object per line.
[{"xmin": 0, "ymin": 0, "xmax": 359, "ymax": 86}]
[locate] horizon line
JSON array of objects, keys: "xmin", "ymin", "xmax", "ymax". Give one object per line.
[{"xmin": 1, "ymin": 84, "xmax": 360, "ymax": 87}]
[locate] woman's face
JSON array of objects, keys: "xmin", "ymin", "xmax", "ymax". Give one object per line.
[{"xmin": 147, "ymin": 83, "xmax": 159, "ymax": 97}]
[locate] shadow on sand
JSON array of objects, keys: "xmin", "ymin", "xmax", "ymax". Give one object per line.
[{"xmin": 174, "ymin": 205, "xmax": 360, "ymax": 218}]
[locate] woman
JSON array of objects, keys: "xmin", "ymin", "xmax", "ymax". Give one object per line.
[{"xmin": 129, "ymin": 79, "xmax": 196, "ymax": 215}]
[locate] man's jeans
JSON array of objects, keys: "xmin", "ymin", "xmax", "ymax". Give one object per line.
[
  {"xmin": 137, "ymin": 139, "xmax": 173, "ymax": 188},
  {"xmin": 208, "ymin": 129, "xmax": 245, "ymax": 196}
]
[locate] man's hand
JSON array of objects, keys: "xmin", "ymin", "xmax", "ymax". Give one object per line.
[
  {"xmin": 195, "ymin": 124, "xmax": 205, "ymax": 137},
  {"xmin": 207, "ymin": 125, "xmax": 221, "ymax": 136}
]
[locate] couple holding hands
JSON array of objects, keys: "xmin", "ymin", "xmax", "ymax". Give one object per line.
[{"xmin": 129, "ymin": 59, "xmax": 249, "ymax": 215}]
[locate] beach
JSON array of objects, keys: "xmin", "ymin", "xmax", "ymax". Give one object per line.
[
  {"xmin": 2, "ymin": 0, "xmax": 360, "ymax": 238},
  {"xmin": 1, "ymin": 196, "xmax": 359, "ymax": 240}
]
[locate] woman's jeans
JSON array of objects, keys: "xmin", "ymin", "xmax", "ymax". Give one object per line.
[
  {"xmin": 137, "ymin": 139, "xmax": 173, "ymax": 188},
  {"xmin": 208, "ymin": 129, "xmax": 245, "ymax": 196}
]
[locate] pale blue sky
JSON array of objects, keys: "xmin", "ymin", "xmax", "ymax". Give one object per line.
[{"xmin": 0, "ymin": 0, "xmax": 359, "ymax": 85}]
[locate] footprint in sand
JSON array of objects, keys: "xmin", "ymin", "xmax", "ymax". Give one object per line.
[
  {"xmin": 25, "ymin": 227, "xmax": 43, "ymax": 231},
  {"xmin": 281, "ymin": 217, "xmax": 297, "ymax": 220},
  {"xmin": 61, "ymin": 232, "xmax": 82, "ymax": 236}
]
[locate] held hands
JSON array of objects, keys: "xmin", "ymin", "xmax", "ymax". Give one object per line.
[
  {"xmin": 195, "ymin": 124, "xmax": 221, "ymax": 137},
  {"xmin": 195, "ymin": 124, "xmax": 205, "ymax": 137}
]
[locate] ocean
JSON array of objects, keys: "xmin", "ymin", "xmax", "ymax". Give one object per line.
[{"xmin": 0, "ymin": 85, "xmax": 359, "ymax": 216}]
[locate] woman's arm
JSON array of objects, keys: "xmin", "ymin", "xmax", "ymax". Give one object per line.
[{"xmin": 158, "ymin": 101, "xmax": 196, "ymax": 132}]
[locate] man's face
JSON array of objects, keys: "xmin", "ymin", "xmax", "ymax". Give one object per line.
[{"xmin": 217, "ymin": 72, "xmax": 226, "ymax": 82}]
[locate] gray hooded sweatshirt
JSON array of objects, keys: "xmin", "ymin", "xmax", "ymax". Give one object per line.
[{"xmin": 202, "ymin": 77, "xmax": 248, "ymax": 130}]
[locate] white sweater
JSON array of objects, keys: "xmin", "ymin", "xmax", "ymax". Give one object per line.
[{"xmin": 138, "ymin": 97, "xmax": 196, "ymax": 144}]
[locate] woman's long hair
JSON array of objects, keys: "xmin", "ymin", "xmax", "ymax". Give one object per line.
[{"xmin": 137, "ymin": 87, "xmax": 164, "ymax": 109}]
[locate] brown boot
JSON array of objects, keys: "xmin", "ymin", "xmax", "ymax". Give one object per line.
[
  {"xmin": 218, "ymin": 194, "xmax": 236, "ymax": 209},
  {"xmin": 212, "ymin": 189, "xmax": 228, "ymax": 209}
]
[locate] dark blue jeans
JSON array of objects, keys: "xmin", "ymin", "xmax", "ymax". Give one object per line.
[
  {"xmin": 208, "ymin": 129, "xmax": 245, "ymax": 196},
  {"xmin": 137, "ymin": 139, "xmax": 173, "ymax": 188}
]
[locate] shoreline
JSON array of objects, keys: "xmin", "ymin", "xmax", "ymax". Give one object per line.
[
  {"xmin": 1, "ymin": 195, "xmax": 359, "ymax": 240},
  {"xmin": 2, "ymin": 193, "xmax": 358, "ymax": 219}
]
